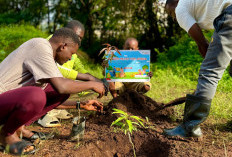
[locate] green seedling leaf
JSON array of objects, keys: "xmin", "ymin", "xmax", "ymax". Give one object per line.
[
  {"xmin": 124, "ymin": 129, "xmax": 127, "ymax": 135},
  {"xmin": 131, "ymin": 116, "xmax": 145, "ymax": 128},
  {"xmin": 112, "ymin": 108, "xmax": 127, "ymax": 116},
  {"xmin": 121, "ymin": 123, "xmax": 126, "ymax": 129},
  {"xmin": 130, "ymin": 116, "xmax": 143, "ymax": 121},
  {"xmin": 126, "ymin": 120, "xmax": 133, "ymax": 134},
  {"xmin": 111, "ymin": 116, "xmax": 125, "ymax": 126},
  {"xmin": 112, "ymin": 111, "xmax": 126, "ymax": 116},
  {"xmin": 145, "ymin": 117, "xmax": 149, "ymax": 122},
  {"xmin": 132, "ymin": 122, "xmax": 140, "ymax": 126},
  {"xmin": 138, "ymin": 121, "xmax": 145, "ymax": 128},
  {"xmin": 114, "ymin": 122, "xmax": 124, "ymax": 127}
]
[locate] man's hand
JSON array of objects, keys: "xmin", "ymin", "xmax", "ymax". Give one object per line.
[
  {"xmin": 148, "ymin": 72, "xmax": 153, "ymax": 78},
  {"xmin": 92, "ymin": 82, "xmax": 105, "ymax": 98},
  {"xmin": 197, "ymin": 42, "xmax": 209, "ymax": 58},
  {"xmin": 81, "ymin": 100, "xmax": 103, "ymax": 112}
]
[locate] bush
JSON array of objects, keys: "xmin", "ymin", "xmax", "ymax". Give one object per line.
[{"xmin": 0, "ymin": 24, "xmax": 48, "ymax": 62}]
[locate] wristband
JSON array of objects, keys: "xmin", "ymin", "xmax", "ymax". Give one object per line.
[{"xmin": 76, "ymin": 101, "xmax": 80, "ymax": 109}]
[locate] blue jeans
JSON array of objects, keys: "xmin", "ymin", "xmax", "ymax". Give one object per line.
[{"xmin": 195, "ymin": 5, "xmax": 232, "ymax": 99}]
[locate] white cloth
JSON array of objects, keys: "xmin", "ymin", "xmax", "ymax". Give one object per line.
[
  {"xmin": 0, "ymin": 38, "xmax": 63, "ymax": 94},
  {"xmin": 176, "ymin": 0, "xmax": 232, "ymax": 32}
]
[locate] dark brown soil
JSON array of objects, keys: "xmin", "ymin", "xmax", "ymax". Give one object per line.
[{"xmin": 1, "ymin": 90, "xmax": 232, "ymax": 157}]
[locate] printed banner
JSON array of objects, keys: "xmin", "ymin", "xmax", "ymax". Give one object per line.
[{"xmin": 105, "ymin": 50, "xmax": 150, "ymax": 82}]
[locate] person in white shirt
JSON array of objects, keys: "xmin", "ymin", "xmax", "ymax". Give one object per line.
[{"xmin": 161, "ymin": 0, "xmax": 232, "ymax": 138}]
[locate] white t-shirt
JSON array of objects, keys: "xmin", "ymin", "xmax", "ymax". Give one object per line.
[
  {"xmin": 0, "ymin": 38, "xmax": 63, "ymax": 94},
  {"xmin": 176, "ymin": 0, "xmax": 232, "ymax": 32}
]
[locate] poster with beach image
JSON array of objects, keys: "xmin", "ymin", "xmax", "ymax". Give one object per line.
[{"xmin": 105, "ymin": 50, "xmax": 150, "ymax": 82}]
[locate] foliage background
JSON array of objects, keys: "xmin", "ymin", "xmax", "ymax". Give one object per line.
[{"xmin": 0, "ymin": 0, "xmax": 182, "ymax": 61}]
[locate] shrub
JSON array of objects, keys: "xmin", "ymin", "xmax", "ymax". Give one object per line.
[{"xmin": 0, "ymin": 24, "xmax": 48, "ymax": 62}]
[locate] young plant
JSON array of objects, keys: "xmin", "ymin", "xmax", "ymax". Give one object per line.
[
  {"xmin": 98, "ymin": 43, "xmax": 121, "ymax": 62},
  {"xmin": 111, "ymin": 108, "xmax": 144, "ymax": 157}
]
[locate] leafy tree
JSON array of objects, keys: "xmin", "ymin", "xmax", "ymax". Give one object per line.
[{"xmin": 0, "ymin": 0, "xmax": 183, "ymax": 62}]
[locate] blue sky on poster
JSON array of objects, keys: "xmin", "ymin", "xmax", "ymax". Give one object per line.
[{"xmin": 106, "ymin": 50, "xmax": 150, "ymax": 73}]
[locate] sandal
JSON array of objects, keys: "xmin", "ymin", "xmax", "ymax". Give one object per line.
[
  {"xmin": 38, "ymin": 114, "xmax": 61, "ymax": 127},
  {"xmin": 4, "ymin": 140, "xmax": 38, "ymax": 156},
  {"xmin": 48, "ymin": 109, "xmax": 73, "ymax": 120},
  {"xmin": 23, "ymin": 131, "xmax": 54, "ymax": 142}
]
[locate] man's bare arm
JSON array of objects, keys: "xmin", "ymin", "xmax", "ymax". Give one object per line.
[
  {"xmin": 49, "ymin": 77, "xmax": 105, "ymax": 98},
  {"xmin": 76, "ymin": 73, "xmax": 102, "ymax": 82},
  {"xmin": 188, "ymin": 23, "xmax": 209, "ymax": 58}
]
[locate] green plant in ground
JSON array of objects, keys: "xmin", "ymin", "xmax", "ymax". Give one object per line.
[{"xmin": 111, "ymin": 108, "xmax": 144, "ymax": 157}]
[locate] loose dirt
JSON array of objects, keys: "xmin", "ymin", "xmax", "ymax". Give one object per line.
[{"xmin": 1, "ymin": 90, "xmax": 232, "ymax": 157}]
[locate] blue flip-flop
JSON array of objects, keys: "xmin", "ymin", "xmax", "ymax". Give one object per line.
[{"xmin": 4, "ymin": 140, "xmax": 38, "ymax": 156}]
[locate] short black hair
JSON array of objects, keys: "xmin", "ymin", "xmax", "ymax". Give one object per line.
[
  {"xmin": 66, "ymin": 20, "xmax": 85, "ymax": 32},
  {"xmin": 52, "ymin": 28, "xmax": 81, "ymax": 46}
]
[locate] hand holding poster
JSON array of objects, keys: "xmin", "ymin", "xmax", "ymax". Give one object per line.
[{"xmin": 105, "ymin": 50, "xmax": 150, "ymax": 82}]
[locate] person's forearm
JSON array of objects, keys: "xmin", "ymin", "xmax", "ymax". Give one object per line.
[
  {"xmin": 86, "ymin": 73, "xmax": 102, "ymax": 82},
  {"xmin": 188, "ymin": 23, "xmax": 209, "ymax": 58},
  {"xmin": 56, "ymin": 100, "xmax": 87, "ymax": 109},
  {"xmin": 50, "ymin": 77, "xmax": 95, "ymax": 94},
  {"xmin": 76, "ymin": 73, "xmax": 101, "ymax": 82}
]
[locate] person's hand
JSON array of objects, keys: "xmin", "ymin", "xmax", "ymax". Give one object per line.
[
  {"xmin": 81, "ymin": 100, "xmax": 103, "ymax": 112},
  {"xmin": 198, "ymin": 43, "xmax": 208, "ymax": 58},
  {"xmin": 148, "ymin": 72, "xmax": 153, "ymax": 78},
  {"xmin": 92, "ymin": 82, "xmax": 105, "ymax": 98}
]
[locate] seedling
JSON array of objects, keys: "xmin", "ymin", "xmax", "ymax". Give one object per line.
[
  {"xmin": 111, "ymin": 108, "xmax": 144, "ymax": 157},
  {"xmin": 98, "ymin": 43, "xmax": 121, "ymax": 62}
]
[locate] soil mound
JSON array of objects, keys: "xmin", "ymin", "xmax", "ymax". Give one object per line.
[
  {"xmin": 107, "ymin": 89, "xmax": 175, "ymax": 123},
  {"xmin": 73, "ymin": 90, "xmax": 185, "ymax": 157}
]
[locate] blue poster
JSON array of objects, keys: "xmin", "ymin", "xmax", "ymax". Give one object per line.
[{"xmin": 105, "ymin": 50, "xmax": 150, "ymax": 82}]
